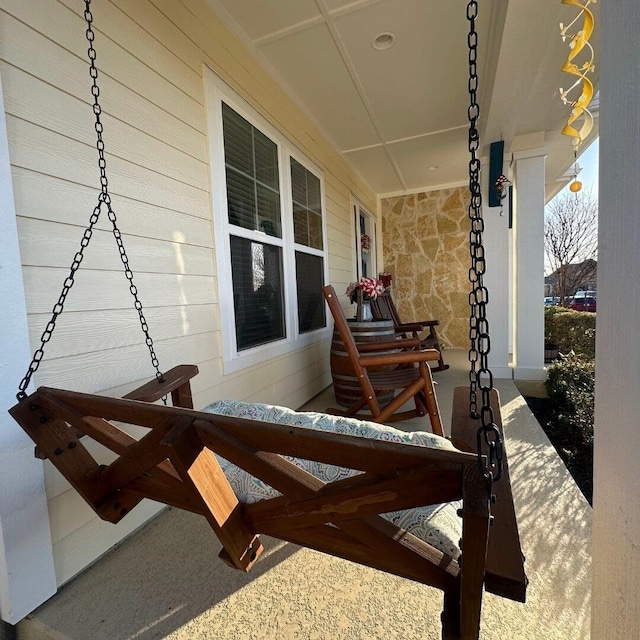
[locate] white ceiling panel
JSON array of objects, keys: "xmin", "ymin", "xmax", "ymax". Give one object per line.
[
  {"xmin": 259, "ymin": 23, "xmax": 381, "ymax": 151},
  {"xmin": 334, "ymin": 0, "xmax": 478, "ymax": 141},
  {"xmin": 210, "ymin": 0, "xmax": 598, "ymax": 199},
  {"xmin": 342, "ymin": 145, "xmax": 403, "ymax": 194},
  {"xmin": 215, "ymin": 0, "xmax": 321, "ymax": 41},
  {"xmin": 322, "ymin": 0, "xmax": 377, "ymax": 12},
  {"xmin": 386, "ymin": 128, "xmax": 469, "ymax": 192}
]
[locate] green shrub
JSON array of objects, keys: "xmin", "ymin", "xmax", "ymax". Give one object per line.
[
  {"xmin": 545, "ymin": 355, "xmax": 595, "ymax": 447},
  {"xmin": 545, "ymin": 306, "xmax": 596, "ymax": 359}
]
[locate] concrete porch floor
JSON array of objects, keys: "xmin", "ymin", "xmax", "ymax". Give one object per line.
[{"xmin": 17, "ymin": 350, "xmax": 591, "ymax": 640}]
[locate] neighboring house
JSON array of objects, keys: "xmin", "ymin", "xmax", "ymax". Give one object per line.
[
  {"xmin": 546, "ymin": 259, "xmax": 598, "ymax": 302},
  {"xmin": 0, "ymin": 1, "xmax": 637, "ymax": 638}
]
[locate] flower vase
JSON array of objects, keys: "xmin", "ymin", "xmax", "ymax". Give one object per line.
[
  {"xmin": 356, "ymin": 289, "xmax": 373, "ymax": 322},
  {"xmin": 357, "ymin": 301, "xmax": 373, "ymax": 322}
]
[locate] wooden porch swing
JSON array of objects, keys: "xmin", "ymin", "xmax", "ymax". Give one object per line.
[{"xmin": 8, "ymin": 1, "xmax": 526, "ymax": 639}]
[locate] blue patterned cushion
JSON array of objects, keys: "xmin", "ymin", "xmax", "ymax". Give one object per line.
[{"xmin": 203, "ymin": 400, "xmax": 462, "ymax": 559}]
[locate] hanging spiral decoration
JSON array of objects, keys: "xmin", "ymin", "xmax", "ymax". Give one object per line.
[{"xmin": 559, "ymin": 0, "xmax": 596, "ymax": 149}]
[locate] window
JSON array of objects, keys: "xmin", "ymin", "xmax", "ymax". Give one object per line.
[
  {"xmin": 205, "ymin": 69, "xmax": 329, "ymax": 373},
  {"xmin": 353, "ymin": 199, "xmax": 377, "ymax": 279}
]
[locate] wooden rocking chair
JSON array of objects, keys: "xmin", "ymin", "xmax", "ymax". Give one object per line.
[
  {"xmin": 10, "ymin": 363, "xmax": 526, "ymax": 640},
  {"xmin": 323, "ymin": 285, "xmax": 444, "ymax": 431},
  {"xmin": 371, "ymin": 289, "xmax": 450, "ymax": 372}
]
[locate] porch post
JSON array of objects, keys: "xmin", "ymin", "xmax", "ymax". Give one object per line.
[
  {"xmin": 0, "ymin": 70, "xmax": 57, "ymax": 624},
  {"xmin": 592, "ymin": 2, "xmax": 640, "ymax": 638},
  {"xmin": 511, "ymin": 148, "xmax": 547, "ymax": 381}
]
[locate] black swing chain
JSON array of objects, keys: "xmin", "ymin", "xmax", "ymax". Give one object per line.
[
  {"xmin": 16, "ymin": 0, "xmax": 164, "ymax": 401},
  {"xmin": 466, "ymin": 0, "xmax": 503, "ymax": 484}
]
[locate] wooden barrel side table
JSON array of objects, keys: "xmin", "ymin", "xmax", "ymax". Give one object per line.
[{"xmin": 330, "ymin": 318, "xmax": 397, "ymax": 408}]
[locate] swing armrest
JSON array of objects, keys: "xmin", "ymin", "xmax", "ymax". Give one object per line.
[
  {"xmin": 33, "ymin": 365, "xmax": 200, "ymax": 459},
  {"xmin": 450, "ymin": 386, "xmax": 527, "ymax": 603},
  {"xmin": 124, "ymin": 364, "xmax": 199, "ymax": 404}
]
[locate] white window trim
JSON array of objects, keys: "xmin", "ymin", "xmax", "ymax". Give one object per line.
[
  {"xmin": 204, "ymin": 67, "xmax": 330, "ymax": 375},
  {"xmin": 351, "ymin": 196, "xmax": 377, "ymax": 280}
]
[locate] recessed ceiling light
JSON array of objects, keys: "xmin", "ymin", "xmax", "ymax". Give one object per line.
[{"xmin": 373, "ymin": 32, "xmax": 396, "ymax": 51}]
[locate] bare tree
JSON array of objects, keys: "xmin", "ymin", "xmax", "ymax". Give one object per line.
[{"xmin": 545, "ymin": 189, "xmax": 598, "ymax": 304}]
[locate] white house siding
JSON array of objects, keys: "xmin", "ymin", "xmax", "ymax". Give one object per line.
[{"xmin": 0, "ymin": 0, "xmax": 375, "ymax": 589}]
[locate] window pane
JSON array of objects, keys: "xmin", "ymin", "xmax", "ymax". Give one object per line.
[
  {"xmin": 293, "ymin": 205, "xmax": 309, "ymax": 245},
  {"xmin": 222, "ymin": 103, "xmax": 253, "ymax": 177},
  {"xmin": 308, "ymin": 212, "xmax": 323, "ymax": 250},
  {"xmin": 290, "ymin": 158, "xmax": 307, "ymax": 206},
  {"xmin": 254, "ymin": 129, "xmax": 279, "ymax": 189},
  {"xmin": 295, "ymin": 252, "xmax": 325, "ymax": 333},
  {"xmin": 230, "ymin": 236, "xmax": 285, "ymax": 350},
  {"xmin": 257, "ymin": 184, "xmax": 282, "ymax": 237},
  {"xmin": 290, "ymin": 157, "xmax": 323, "ymax": 250},
  {"xmin": 307, "ymin": 172, "xmax": 321, "ymax": 214},
  {"xmin": 223, "ymin": 103, "xmax": 281, "ymax": 234},
  {"xmin": 227, "ymin": 168, "xmax": 256, "ymax": 229}
]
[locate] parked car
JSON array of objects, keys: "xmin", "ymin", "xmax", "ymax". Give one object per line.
[
  {"xmin": 544, "ymin": 296, "xmax": 560, "ymax": 306},
  {"xmin": 568, "ymin": 296, "xmax": 597, "ymax": 312}
]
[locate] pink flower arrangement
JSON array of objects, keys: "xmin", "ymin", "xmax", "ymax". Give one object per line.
[{"xmin": 345, "ymin": 276, "xmax": 385, "ymax": 303}]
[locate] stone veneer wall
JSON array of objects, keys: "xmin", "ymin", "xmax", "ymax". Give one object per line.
[{"xmin": 381, "ymin": 187, "xmax": 471, "ymax": 349}]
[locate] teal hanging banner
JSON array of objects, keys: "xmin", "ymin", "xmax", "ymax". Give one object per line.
[{"xmin": 488, "ymin": 140, "xmax": 504, "ymax": 207}]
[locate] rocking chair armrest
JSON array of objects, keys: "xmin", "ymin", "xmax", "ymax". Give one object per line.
[
  {"xmin": 124, "ymin": 364, "xmax": 199, "ymax": 403},
  {"xmin": 394, "ymin": 322, "xmax": 424, "ymax": 333},
  {"xmin": 358, "ymin": 348, "xmax": 441, "ymax": 368},
  {"xmin": 414, "ymin": 319, "xmax": 440, "ymax": 328},
  {"xmin": 357, "ymin": 338, "xmax": 421, "ymax": 352}
]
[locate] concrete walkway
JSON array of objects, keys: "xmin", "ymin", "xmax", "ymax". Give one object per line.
[{"xmin": 17, "ymin": 351, "xmax": 591, "ymax": 639}]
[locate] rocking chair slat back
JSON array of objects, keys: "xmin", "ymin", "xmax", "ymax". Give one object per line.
[{"xmin": 371, "ymin": 290, "xmax": 449, "ymax": 372}]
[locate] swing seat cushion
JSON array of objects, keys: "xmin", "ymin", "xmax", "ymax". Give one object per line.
[{"xmin": 203, "ymin": 400, "xmax": 463, "ymax": 559}]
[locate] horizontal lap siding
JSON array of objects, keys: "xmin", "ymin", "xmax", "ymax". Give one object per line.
[{"xmin": 1, "ymin": 0, "xmax": 374, "ymax": 587}]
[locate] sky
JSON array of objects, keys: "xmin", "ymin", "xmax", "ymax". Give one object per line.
[
  {"xmin": 544, "ymin": 137, "xmax": 599, "ymax": 277},
  {"xmin": 552, "ymin": 137, "xmax": 599, "ymax": 201}
]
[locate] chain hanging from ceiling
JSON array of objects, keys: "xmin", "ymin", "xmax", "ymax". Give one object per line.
[{"xmin": 466, "ymin": 0, "xmax": 503, "ymax": 485}]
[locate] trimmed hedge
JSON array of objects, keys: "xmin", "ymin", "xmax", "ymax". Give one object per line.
[
  {"xmin": 545, "ymin": 306, "xmax": 596, "ymax": 359},
  {"xmin": 545, "ymin": 355, "xmax": 595, "ymax": 447}
]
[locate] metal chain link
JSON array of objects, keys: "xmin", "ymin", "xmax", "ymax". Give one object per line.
[
  {"xmin": 17, "ymin": 0, "xmax": 164, "ymax": 400},
  {"xmin": 466, "ymin": 0, "xmax": 503, "ymax": 483}
]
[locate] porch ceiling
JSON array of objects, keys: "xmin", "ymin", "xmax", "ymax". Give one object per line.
[{"xmin": 209, "ymin": 0, "xmax": 600, "ymax": 200}]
